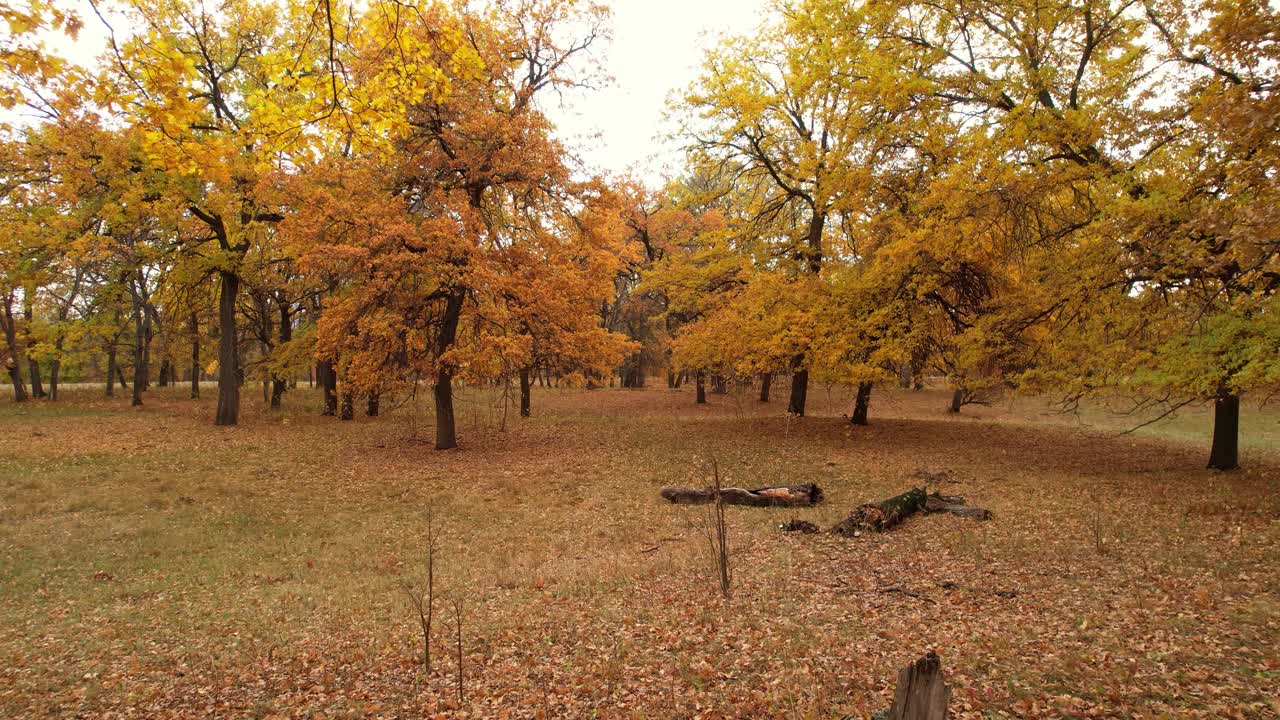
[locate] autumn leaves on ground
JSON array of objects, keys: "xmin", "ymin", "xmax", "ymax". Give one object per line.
[{"xmin": 2, "ymin": 385, "xmax": 1277, "ymax": 719}]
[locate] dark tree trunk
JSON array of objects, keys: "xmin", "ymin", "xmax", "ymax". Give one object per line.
[
  {"xmin": 667, "ymin": 369, "xmax": 676, "ymax": 388},
  {"xmin": 695, "ymin": 371, "xmax": 707, "ymax": 404},
  {"xmin": 519, "ymin": 367, "xmax": 531, "ymax": 418},
  {"xmin": 28, "ymin": 359, "xmax": 45, "ymax": 398},
  {"xmin": 851, "ymin": 381, "xmax": 872, "ymax": 426},
  {"xmin": 23, "ymin": 298, "xmax": 45, "ymax": 398},
  {"xmin": 4, "ymin": 361, "xmax": 25, "ymax": 402},
  {"xmin": 711, "ymin": 374, "xmax": 727, "ymax": 394},
  {"xmin": 366, "ymin": 393, "xmax": 380, "ymax": 417},
  {"xmin": 318, "ymin": 359, "xmax": 337, "ymax": 416},
  {"xmin": 2, "ymin": 296, "xmax": 29, "ymax": 402},
  {"xmin": 189, "ymin": 312, "xmax": 200, "ymax": 399},
  {"xmin": 215, "ymin": 271, "xmax": 241, "ymax": 426},
  {"xmin": 106, "ymin": 342, "xmax": 117, "ymax": 397},
  {"xmin": 759, "ymin": 373, "xmax": 772, "ymax": 402},
  {"xmin": 433, "ymin": 289, "xmax": 466, "ymax": 450},
  {"xmin": 158, "ymin": 357, "xmax": 171, "ymax": 387},
  {"xmin": 1208, "ymin": 390, "xmax": 1239, "ymax": 470},
  {"xmin": 622, "ymin": 354, "xmax": 644, "ymax": 388},
  {"xmin": 270, "ymin": 302, "xmax": 291, "ymax": 409},
  {"xmin": 948, "ymin": 387, "xmax": 963, "ymax": 414},
  {"xmin": 340, "ymin": 392, "xmax": 354, "ymax": 421},
  {"xmin": 787, "ymin": 356, "xmax": 808, "ymax": 416},
  {"xmin": 49, "ymin": 356, "xmax": 61, "ymax": 401},
  {"xmin": 116, "ymin": 364, "xmax": 129, "ymax": 391},
  {"xmin": 131, "ymin": 292, "xmax": 150, "ymax": 408}
]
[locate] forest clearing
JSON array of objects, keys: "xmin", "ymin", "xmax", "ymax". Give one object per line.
[
  {"xmin": 2, "ymin": 384, "xmax": 1277, "ymax": 718},
  {"xmin": 4, "ymin": 0, "xmax": 1280, "ymax": 716}
]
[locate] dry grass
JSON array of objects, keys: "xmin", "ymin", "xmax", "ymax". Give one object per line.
[{"xmin": 1, "ymin": 381, "xmax": 1277, "ymax": 718}]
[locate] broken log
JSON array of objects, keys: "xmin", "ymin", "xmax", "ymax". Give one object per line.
[
  {"xmin": 889, "ymin": 650, "xmax": 951, "ymax": 720},
  {"xmin": 779, "ymin": 518, "xmax": 820, "ymax": 533},
  {"xmin": 924, "ymin": 492, "xmax": 992, "ymax": 521},
  {"xmin": 832, "ymin": 487, "xmax": 926, "ymax": 535},
  {"xmin": 831, "ymin": 489, "xmax": 991, "ymax": 536},
  {"xmin": 660, "ymin": 483, "xmax": 823, "ymax": 507}
]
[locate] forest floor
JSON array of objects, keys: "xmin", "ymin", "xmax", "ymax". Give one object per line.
[{"xmin": 1, "ymin": 381, "xmax": 1278, "ymax": 719}]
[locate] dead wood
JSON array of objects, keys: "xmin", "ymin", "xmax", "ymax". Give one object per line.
[
  {"xmin": 831, "ymin": 489, "xmax": 990, "ymax": 536},
  {"xmin": 660, "ymin": 483, "xmax": 823, "ymax": 507}
]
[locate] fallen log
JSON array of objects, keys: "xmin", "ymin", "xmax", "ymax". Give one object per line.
[
  {"xmin": 832, "ymin": 487, "xmax": 927, "ymax": 535},
  {"xmin": 832, "ymin": 489, "xmax": 991, "ymax": 536},
  {"xmin": 661, "ymin": 483, "xmax": 823, "ymax": 507},
  {"xmin": 925, "ymin": 492, "xmax": 992, "ymax": 521}
]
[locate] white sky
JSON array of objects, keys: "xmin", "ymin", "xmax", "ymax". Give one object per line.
[
  {"xmin": 549, "ymin": 0, "xmax": 768, "ymax": 182},
  {"xmin": 20, "ymin": 0, "xmax": 769, "ymax": 186}
]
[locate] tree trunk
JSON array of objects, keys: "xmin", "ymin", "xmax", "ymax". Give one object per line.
[
  {"xmin": 667, "ymin": 369, "xmax": 676, "ymax": 389},
  {"xmin": 340, "ymin": 391, "xmax": 354, "ymax": 421},
  {"xmin": 49, "ymin": 356, "xmax": 61, "ymax": 401},
  {"xmin": 131, "ymin": 292, "xmax": 149, "ymax": 408},
  {"xmin": 898, "ymin": 363, "xmax": 913, "ymax": 389},
  {"xmin": 851, "ymin": 381, "xmax": 872, "ymax": 426},
  {"xmin": 3, "ymin": 360, "xmax": 25, "ymax": 402},
  {"xmin": 519, "ymin": 367, "xmax": 531, "ymax": 418},
  {"xmin": 270, "ymin": 301, "xmax": 291, "ymax": 409},
  {"xmin": 215, "ymin": 270, "xmax": 241, "ymax": 426},
  {"xmin": 695, "ymin": 371, "xmax": 706, "ymax": 404},
  {"xmin": 24, "ymin": 298, "xmax": 45, "ymax": 398},
  {"xmin": 318, "ymin": 360, "xmax": 337, "ymax": 416},
  {"xmin": 433, "ymin": 289, "xmax": 466, "ymax": 450},
  {"xmin": 759, "ymin": 373, "xmax": 772, "ymax": 402},
  {"xmin": 189, "ymin": 312, "xmax": 200, "ymax": 399},
  {"xmin": 788, "ymin": 358, "xmax": 808, "ymax": 416},
  {"xmin": 116, "ymin": 364, "xmax": 129, "ymax": 391},
  {"xmin": 888, "ymin": 651, "xmax": 950, "ymax": 720},
  {"xmin": 948, "ymin": 387, "xmax": 963, "ymax": 414},
  {"xmin": 366, "ymin": 393, "xmax": 380, "ymax": 417},
  {"xmin": 158, "ymin": 357, "xmax": 171, "ymax": 387},
  {"xmin": 28, "ymin": 359, "xmax": 45, "ymax": 398},
  {"xmin": 660, "ymin": 483, "xmax": 823, "ymax": 507},
  {"xmin": 106, "ymin": 341, "xmax": 117, "ymax": 397},
  {"xmin": 2, "ymin": 295, "xmax": 29, "ymax": 402},
  {"xmin": 710, "ymin": 374, "xmax": 726, "ymax": 394},
  {"xmin": 1208, "ymin": 390, "xmax": 1239, "ymax": 470}
]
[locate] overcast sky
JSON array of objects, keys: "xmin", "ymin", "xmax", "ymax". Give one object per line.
[
  {"xmin": 549, "ymin": 0, "xmax": 768, "ymax": 182},
  {"xmin": 26, "ymin": 0, "xmax": 768, "ymax": 183}
]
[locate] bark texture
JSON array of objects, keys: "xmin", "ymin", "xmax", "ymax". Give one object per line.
[
  {"xmin": 660, "ymin": 483, "xmax": 823, "ymax": 508},
  {"xmin": 215, "ymin": 270, "xmax": 240, "ymax": 426},
  {"xmin": 1208, "ymin": 390, "xmax": 1239, "ymax": 470},
  {"xmin": 887, "ymin": 651, "xmax": 950, "ymax": 720},
  {"xmin": 832, "ymin": 489, "xmax": 990, "ymax": 536}
]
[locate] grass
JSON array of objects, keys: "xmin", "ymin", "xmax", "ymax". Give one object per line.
[{"xmin": 0, "ymin": 380, "xmax": 1277, "ymax": 718}]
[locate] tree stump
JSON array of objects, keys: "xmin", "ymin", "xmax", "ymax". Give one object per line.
[{"xmin": 889, "ymin": 650, "xmax": 950, "ymax": 720}]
